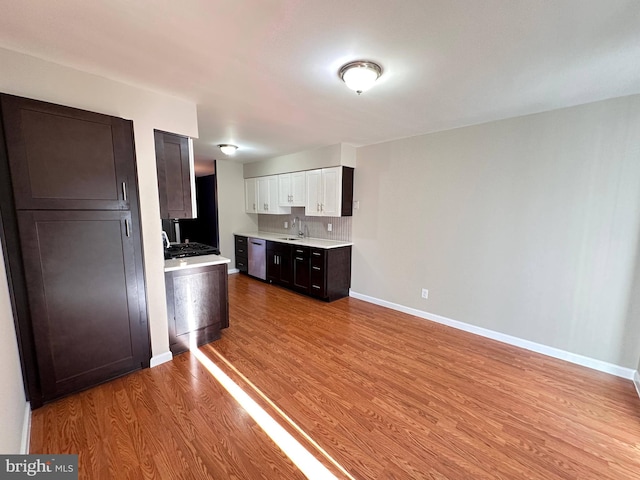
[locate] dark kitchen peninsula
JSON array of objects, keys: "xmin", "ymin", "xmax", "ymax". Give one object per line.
[{"xmin": 164, "ymin": 254, "xmax": 230, "ymax": 355}]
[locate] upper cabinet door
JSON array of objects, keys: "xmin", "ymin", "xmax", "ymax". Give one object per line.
[
  {"xmin": 278, "ymin": 173, "xmax": 292, "ymax": 206},
  {"xmin": 155, "ymin": 130, "xmax": 194, "ymax": 219},
  {"xmin": 305, "ymin": 169, "xmax": 323, "ymax": 216},
  {"xmin": 290, "ymin": 171, "xmax": 306, "ymax": 206},
  {"xmin": 257, "ymin": 176, "xmax": 271, "ymax": 213},
  {"xmin": 1, "ymin": 94, "xmax": 133, "ymax": 211},
  {"xmin": 320, "ymin": 166, "xmax": 342, "ymax": 217},
  {"xmin": 278, "ymin": 172, "xmax": 306, "ymax": 207},
  {"xmin": 245, "ymin": 178, "xmax": 258, "ymax": 213}
]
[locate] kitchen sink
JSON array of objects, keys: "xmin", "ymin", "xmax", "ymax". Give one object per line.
[{"xmin": 279, "ymin": 237, "xmax": 300, "ymax": 241}]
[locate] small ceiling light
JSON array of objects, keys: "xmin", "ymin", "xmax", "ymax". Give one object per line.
[
  {"xmin": 218, "ymin": 144, "xmax": 238, "ymax": 155},
  {"xmin": 338, "ymin": 60, "xmax": 383, "ymax": 95}
]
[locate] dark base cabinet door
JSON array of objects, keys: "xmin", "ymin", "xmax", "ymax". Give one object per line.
[
  {"xmin": 17, "ymin": 210, "xmax": 148, "ymax": 401},
  {"xmin": 165, "ymin": 263, "xmax": 229, "ymax": 355},
  {"xmin": 292, "ymin": 246, "xmax": 310, "ymax": 292}
]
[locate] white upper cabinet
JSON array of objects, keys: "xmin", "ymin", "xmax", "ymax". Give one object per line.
[
  {"xmin": 305, "ymin": 166, "xmax": 344, "ymax": 217},
  {"xmin": 254, "ymin": 175, "xmax": 291, "ymax": 214},
  {"xmin": 245, "ymin": 167, "xmax": 352, "ymax": 217},
  {"xmin": 245, "ymin": 178, "xmax": 258, "ymax": 213},
  {"xmin": 278, "ymin": 171, "xmax": 306, "ymax": 207}
]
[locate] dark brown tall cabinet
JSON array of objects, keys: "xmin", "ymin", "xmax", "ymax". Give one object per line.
[{"xmin": 0, "ymin": 94, "xmax": 150, "ymax": 407}]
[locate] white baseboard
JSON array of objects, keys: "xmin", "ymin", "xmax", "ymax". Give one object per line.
[
  {"xmin": 20, "ymin": 402, "xmax": 30, "ymax": 454},
  {"xmin": 634, "ymin": 371, "xmax": 640, "ymax": 399},
  {"xmin": 228, "ymin": 268, "xmax": 240, "ymax": 274},
  {"xmin": 150, "ymin": 351, "xmax": 173, "ymax": 368},
  {"xmin": 349, "ymin": 290, "xmax": 635, "ymax": 380}
]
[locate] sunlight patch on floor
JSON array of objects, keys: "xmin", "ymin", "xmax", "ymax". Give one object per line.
[{"xmin": 190, "ymin": 345, "xmax": 344, "ymax": 480}]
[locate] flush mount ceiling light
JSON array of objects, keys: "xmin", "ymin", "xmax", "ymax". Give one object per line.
[
  {"xmin": 218, "ymin": 144, "xmax": 238, "ymax": 155},
  {"xmin": 338, "ymin": 60, "xmax": 383, "ymax": 95}
]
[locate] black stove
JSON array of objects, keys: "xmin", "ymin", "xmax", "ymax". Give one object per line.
[{"xmin": 164, "ymin": 242, "xmax": 218, "ymax": 260}]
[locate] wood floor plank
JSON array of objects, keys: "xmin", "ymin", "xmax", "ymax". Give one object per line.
[{"xmin": 30, "ymin": 273, "xmax": 640, "ymax": 479}]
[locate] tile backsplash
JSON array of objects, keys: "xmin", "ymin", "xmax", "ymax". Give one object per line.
[{"xmin": 258, "ymin": 208, "xmax": 351, "ymax": 241}]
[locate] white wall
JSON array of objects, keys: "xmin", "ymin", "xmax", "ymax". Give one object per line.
[
  {"xmin": 0, "ymin": 243, "xmax": 27, "ymax": 453},
  {"xmin": 352, "ymin": 95, "xmax": 640, "ymax": 369},
  {"xmin": 217, "ymin": 159, "xmax": 258, "ymax": 266},
  {"xmin": 243, "ymin": 143, "xmax": 356, "ymax": 178},
  {"xmin": 0, "ymin": 48, "xmax": 198, "ymax": 366}
]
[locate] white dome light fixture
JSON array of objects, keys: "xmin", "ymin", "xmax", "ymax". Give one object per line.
[
  {"xmin": 339, "ymin": 60, "xmax": 383, "ymax": 95},
  {"xmin": 218, "ymin": 144, "xmax": 238, "ymax": 155}
]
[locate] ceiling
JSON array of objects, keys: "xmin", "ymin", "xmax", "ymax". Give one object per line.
[{"xmin": 1, "ymin": 0, "xmax": 640, "ymax": 169}]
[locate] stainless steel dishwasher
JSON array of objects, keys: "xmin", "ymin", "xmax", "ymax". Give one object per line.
[{"xmin": 248, "ymin": 237, "xmax": 266, "ymax": 280}]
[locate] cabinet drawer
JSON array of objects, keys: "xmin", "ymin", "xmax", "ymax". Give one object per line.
[
  {"xmin": 236, "ymin": 257, "xmax": 248, "ymax": 272},
  {"xmin": 235, "ymin": 235, "xmax": 248, "ymax": 247}
]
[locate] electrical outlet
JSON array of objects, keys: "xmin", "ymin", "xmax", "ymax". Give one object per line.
[
  {"xmin": 327, "ymin": 223, "xmax": 332, "ymax": 232},
  {"xmin": 421, "ymin": 288, "xmax": 429, "ymax": 299},
  {"xmin": 284, "ymin": 221, "xmax": 288, "ymax": 229}
]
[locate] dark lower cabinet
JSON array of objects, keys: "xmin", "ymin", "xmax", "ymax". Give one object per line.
[
  {"xmin": 262, "ymin": 241, "xmax": 352, "ymax": 302},
  {"xmin": 293, "ymin": 246, "xmax": 310, "ymax": 292},
  {"xmin": 267, "ymin": 241, "xmax": 292, "ymax": 286},
  {"xmin": 16, "ymin": 210, "xmax": 148, "ymax": 402},
  {"xmin": 165, "ymin": 263, "xmax": 229, "ymax": 355},
  {"xmin": 309, "ymin": 247, "xmax": 352, "ymax": 301},
  {"xmin": 234, "ymin": 235, "xmax": 248, "ymax": 273}
]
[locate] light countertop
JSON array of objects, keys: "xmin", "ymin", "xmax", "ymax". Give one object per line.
[
  {"xmin": 234, "ymin": 231, "xmax": 352, "ymax": 249},
  {"xmin": 164, "ymin": 254, "xmax": 231, "ymax": 272}
]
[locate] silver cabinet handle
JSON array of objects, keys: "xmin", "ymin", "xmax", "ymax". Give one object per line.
[
  {"xmin": 317, "ymin": 202, "xmax": 320, "ymax": 212},
  {"xmin": 321, "ymin": 203, "xmax": 324, "ymax": 212},
  {"xmin": 312, "ymin": 266, "xmax": 321, "ymax": 270},
  {"xmin": 253, "ymin": 203, "xmax": 256, "ymax": 211},
  {"xmin": 125, "ymin": 218, "xmax": 130, "ymax": 237},
  {"xmin": 312, "ymin": 285, "xmax": 321, "ymax": 289},
  {"xmin": 122, "ymin": 182, "xmax": 127, "ymax": 202},
  {"xmin": 296, "ymin": 257, "xmax": 303, "ymax": 261},
  {"xmin": 312, "ymin": 252, "xmax": 321, "ymax": 256}
]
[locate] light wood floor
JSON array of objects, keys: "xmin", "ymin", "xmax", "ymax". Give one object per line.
[{"xmin": 31, "ymin": 273, "xmax": 640, "ymax": 479}]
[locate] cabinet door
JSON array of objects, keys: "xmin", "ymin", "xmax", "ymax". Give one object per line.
[
  {"xmin": 245, "ymin": 178, "xmax": 258, "ymax": 213},
  {"xmin": 1, "ymin": 94, "xmax": 133, "ymax": 211},
  {"xmin": 321, "ymin": 167, "xmax": 343, "ymax": 217},
  {"xmin": 290, "ymin": 171, "xmax": 306, "ymax": 206},
  {"xmin": 166, "ymin": 264, "xmax": 228, "ymax": 355},
  {"xmin": 293, "ymin": 246, "xmax": 310, "ymax": 291},
  {"xmin": 17, "ymin": 210, "xmax": 147, "ymax": 401},
  {"xmin": 305, "ymin": 169, "xmax": 322, "ymax": 216},
  {"xmin": 257, "ymin": 177, "xmax": 270, "ymax": 213},
  {"xmin": 266, "ymin": 176, "xmax": 290, "ymax": 214},
  {"xmin": 266, "ymin": 242, "xmax": 281, "ymax": 282},
  {"xmin": 278, "ymin": 173, "xmax": 292, "ymax": 206},
  {"xmin": 279, "ymin": 243, "xmax": 293, "ymax": 286},
  {"xmin": 155, "ymin": 130, "xmax": 194, "ymax": 219}
]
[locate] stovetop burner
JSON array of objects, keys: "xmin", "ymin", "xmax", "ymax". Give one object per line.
[{"xmin": 164, "ymin": 242, "xmax": 218, "ymax": 259}]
